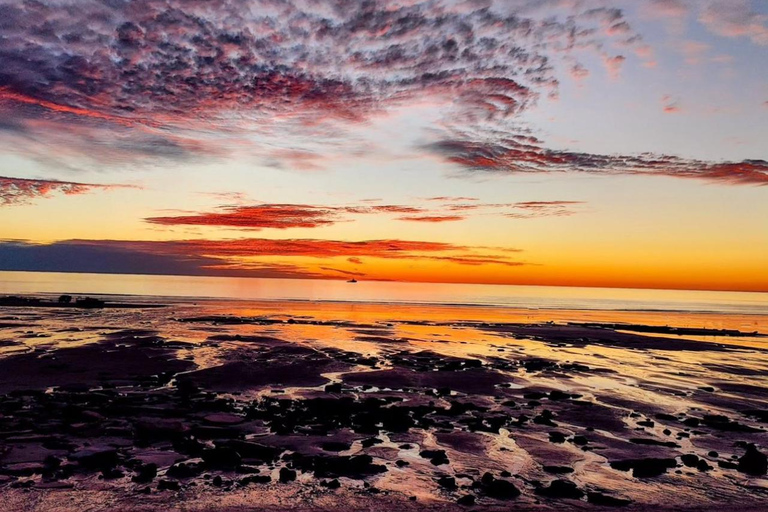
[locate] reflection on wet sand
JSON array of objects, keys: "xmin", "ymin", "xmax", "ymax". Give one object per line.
[{"xmin": 0, "ymin": 299, "xmax": 766, "ymax": 511}]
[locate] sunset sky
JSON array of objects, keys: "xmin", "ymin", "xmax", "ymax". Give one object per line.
[{"xmin": 0, "ymin": 0, "xmax": 766, "ymax": 292}]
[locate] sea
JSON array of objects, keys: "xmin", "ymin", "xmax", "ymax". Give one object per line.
[{"xmin": 0, "ymin": 270, "xmax": 766, "ymax": 316}]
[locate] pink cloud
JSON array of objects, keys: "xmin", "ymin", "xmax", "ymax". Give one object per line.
[
  {"xmin": 699, "ymin": 0, "xmax": 768, "ymax": 46},
  {"xmin": 661, "ymin": 95, "xmax": 683, "ymax": 114},
  {"xmin": 601, "ymin": 54, "xmax": 626, "ymax": 80}
]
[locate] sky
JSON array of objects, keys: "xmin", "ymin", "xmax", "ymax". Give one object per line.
[{"xmin": 0, "ymin": 0, "xmax": 766, "ymax": 292}]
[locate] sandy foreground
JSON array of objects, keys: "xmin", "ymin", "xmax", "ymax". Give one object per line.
[{"xmin": 0, "ymin": 299, "xmax": 766, "ymax": 511}]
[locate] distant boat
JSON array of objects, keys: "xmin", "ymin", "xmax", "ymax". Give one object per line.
[{"xmin": 347, "ymin": 279, "xmax": 358, "ymax": 283}]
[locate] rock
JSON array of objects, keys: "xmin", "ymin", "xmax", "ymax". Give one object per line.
[
  {"xmin": 132, "ymin": 462, "xmax": 157, "ymax": 484},
  {"xmin": 681, "ymin": 454, "xmax": 700, "ymax": 467},
  {"xmin": 321, "ymin": 478, "xmax": 341, "ymax": 489},
  {"xmin": 100, "ymin": 467, "xmax": 124, "ymax": 479},
  {"xmin": 157, "ymin": 479, "xmax": 180, "ymax": 491},
  {"xmin": 437, "ymin": 475, "xmax": 457, "ymax": 490},
  {"xmin": 325, "ymin": 383, "xmax": 342, "ymax": 393},
  {"xmin": 279, "ymin": 467, "xmax": 297, "ymax": 483},
  {"xmin": 480, "ymin": 473, "xmax": 520, "ymax": 500},
  {"xmin": 610, "ymin": 458, "xmax": 677, "ymax": 478},
  {"xmin": 203, "ymin": 413, "xmax": 244, "ymax": 425},
  {"xmin": 536, "ymin": 479, "xmax": 584, "ymax": 500},
  {"xmin": 216, "ymin": 440, "xmax": 280, "ymax": 462},
  {"xmin": 587, "ymin": 492, "xmax": 632, "ymax": 506},
  {"xmin": 167, "ymin": 461, "xmax": 204, "ymax": 479},
  {"xmin": 287, "ymin": 454, "xmax": 386, "ymax": 479},
  {"xmin": 240, "ymin": 475, "xmax": 272, "ymax": 485},
  {"xmin": 738, "ymin": 444, "xmax": 768, "ymax": 475},
  {"xmin": 201, "ymin": 447, "xmax": 241, "ymax": 470},
  {"xmin": 457, "ymin": 495, "xmax": 476, "ymax": 506},
  {"xmin": 321, "ymin": 441, "xmax": 351, "ymax": 452},
  {"xmin": 69, "ymin": 447, "xmax": 118, "ymax": 469},
  {"xmin": 572, "ymin": 435, "xmax": 589, "ymax": 446},
  {"xmin": 549, "ymin": 432, "xmax": 567, "ymax": 444},
  {"xmin": 1, "ymin": 462, "xmax": 45, "ymax": 476},
  {"xmin": 543, "ymin": 465, "xmax": 574, "ymax": 474},
  {"xmin": 419, "ymin": 449, "xmax": 449, "ymax": 466},
  {"xmin": 135, "ymin": 419, "xmax": 188, "ymax": 442}
]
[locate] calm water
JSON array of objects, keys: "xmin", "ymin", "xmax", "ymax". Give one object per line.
[{"xmin": 0, "ymin": 270, "xmax": 766, "ymax": 315}]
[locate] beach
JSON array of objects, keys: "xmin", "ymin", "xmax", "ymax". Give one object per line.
[{"xmin": 0, "ymin": 289, "xmax": 766, "ymax": 511}]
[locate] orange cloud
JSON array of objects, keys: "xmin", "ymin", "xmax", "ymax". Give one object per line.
[{"xmin": 397, "ymin": 215, "xmax": 465, "ymax": 223}]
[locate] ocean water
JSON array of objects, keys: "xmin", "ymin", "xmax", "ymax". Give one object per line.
[{"xmin": 0, "ymin": 270, "xmax": 766, "ymax": 315}]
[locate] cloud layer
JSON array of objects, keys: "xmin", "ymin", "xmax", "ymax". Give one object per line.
[{"xmin": 0, "ymin": 237, "xmax": 526, "ymax": 279}]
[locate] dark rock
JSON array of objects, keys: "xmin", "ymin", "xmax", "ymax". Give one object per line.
[
  {"xmin": 457, "ymin": 495, "xmax": 476, "ymax": 506},
  {"xmin": 737, "ymin": 444, "xmax": 768, "ymax": 475},
  {"xmin": 132, "ymin": 463, "xmax": 157, "ymax": 484},
  {"xmin": 419, "ymin": 449, "xmax": 449, "ymax": 466},
  {"xmin": 680, "ymin": 454, "xmax": 700, "ymax": 467},
  {"xmin": 536, "ymin": 479, "xmax": 584, "ymax": 500},
  {"xmin": 549, "ymin": 432, "xmax": 566, "ymax": 444},
  {"xmin": 286, "ymin": 454, "xmax": 386, "ymax": 479},
  {"xmin": 610, "ymin": 458, "xmax": 677, "ymax": 478},
  {"xmin": 157, "ymin": 479, "xmax": 180, "ymax": 491},
  {"xmin": 480, "ymin": 473, "xmax": 520, "ymax": 500},
  {"xmin": 240, "ymin": 475, "xmax": 271, "ymax": 485},
  {"xmin": 437, "ymin": 475, "xmax": 457, "ymax": 490},
  {"xmin": 201, "ymin": 447, "xmax": 242, "ymax": 470},
  {"xmin": 321, "ymin": 478, "xmax": 341, "ymax": 489},
  {"xmin": 279, "ymin": 467, "xmax": 297, "ymax": 483},
  {"xmin": 167, "ymin": 461, "xmax": 204, "ymax": 479},
  {"xmin": 321, "ymin": 441, "xmax": 351, "ymax": 452},
  {"xmin": 100, "ymin": 467, "xmax": 124, "ymax": 479},
  {"xmin": 572, "ymin": 435, "xmax": 589, "ymax": 446},
  {"xmin": 629, "ymin": 438, "xmax": 678, "ymax": 448},
  {"xmin": 70, "ymin": 447, "xmax": 118, "ymax": 469}
]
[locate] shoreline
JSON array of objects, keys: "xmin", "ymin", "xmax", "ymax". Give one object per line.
[{"xmin": 0, "ymin": 299, "xmax": 766, "ymax": 511}]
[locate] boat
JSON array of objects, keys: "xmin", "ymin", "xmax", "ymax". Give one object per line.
[{"xmin": 347, "ymin": 279, "xmax": 358, "ymax": 283}]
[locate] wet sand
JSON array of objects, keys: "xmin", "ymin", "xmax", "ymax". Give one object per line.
[{"xmin": 0, "ymin": 298, "xmax": 766, "ymax": 511}]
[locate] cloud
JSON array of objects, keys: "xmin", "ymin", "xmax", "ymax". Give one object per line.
[
  {"xmin": 146, "ymin": 204, "xmax": 340, "ymax": 230},
  {"xmin": 0, "ymin": 176, "xmax": 133, "ymax": 206},
  {"xmin": 0, "ymin": 239, "xmax": 323, "ymax": 279},
  {"xmin": 506, "ymin": 201, "xmax": 584, "ymax": 218},
  {"xmin": 424, "ymin": 196, "xmax": 479, "ymax": 202},
  {"xmin": 601, "ymin": 54, "xmax": 626, "ymax": 80},
  {"xmin": 0, "ymin": 0, "xmax": 754, "ymax": 187},
  {"xmin": 0, "ymin": 237, "xmax": 526, "ymax": 278},
  {"xmin": 145, "ymin": 202, "xmax": 433, "ymax": 230},
  {"xmin": 679, "ymin": 40, "xmax": 710, "ymax": 65},
  {"xmin": 0, "ymin": 0, "xmax": 647, "ymax": 173},
  {"xmin": 643, "ymin": 0, "xmax": 690, "ymax": 19},
  {"xmin": 699, "ymin": 0, "xmax": 768, "ymax": 46},
  {"xmin": 428, "ymin": 139, "xmax": 768, "ymax": 185},
  {"xmin": 661, "ymin": 94, "xmax": 682, "ymax": 114},
  {"xmin": 397, "ymin": 215, "xmax": 466, "ymax": 223}
]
